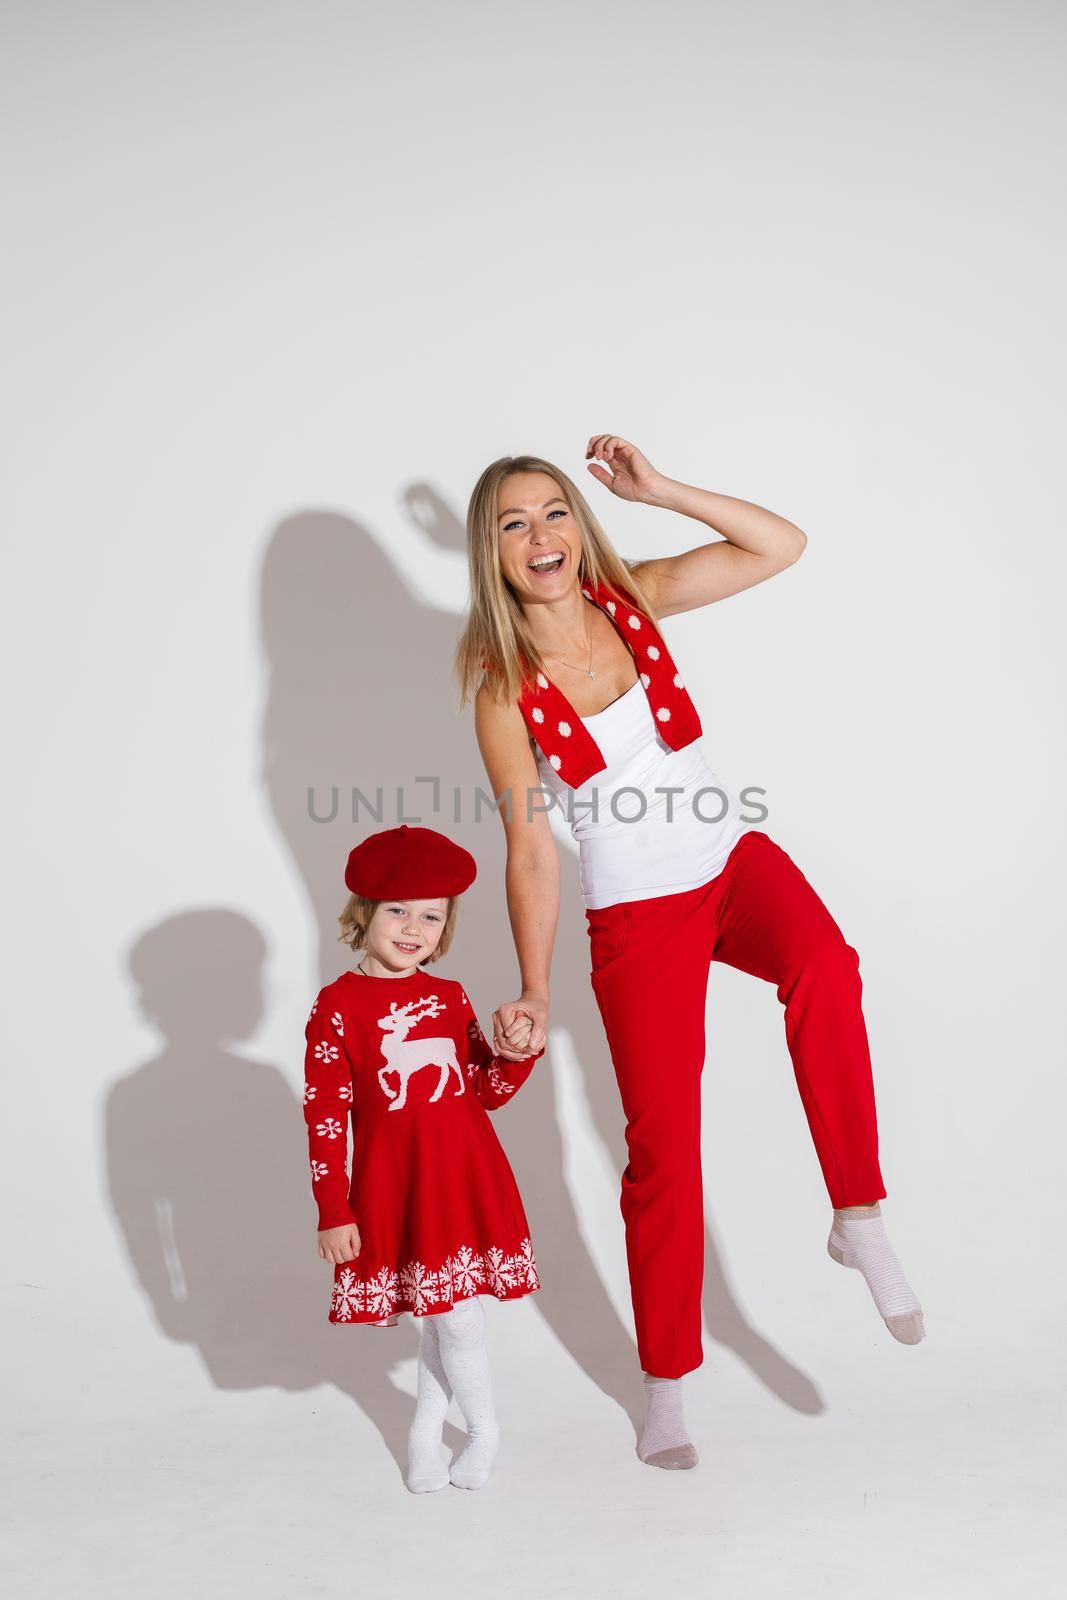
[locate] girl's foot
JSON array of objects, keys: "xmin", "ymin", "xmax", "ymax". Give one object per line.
[
  {"xmin": 434, "ymin": 1297, "xmax": 500, "ymax": 1490},
  {"xmin": 638, "ymin": 1373, "xmax": 698, "ymax": 1470},
  {"xmin": 449, "ymin": 1419, "xmax": 501, "ymax": 1490},
  {"xmin": 405, "ymin": 1437, "xmax": 451, "ymax": 1494},
  {"xmin": 828, "ymin": 1204, "xmax": 925, "ymax": 1343},
  {"xmin": 406, "ymin": 1312, "xmax": 453, "ymax": 1491}
]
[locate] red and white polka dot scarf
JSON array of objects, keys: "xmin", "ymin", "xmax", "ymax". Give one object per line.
[{"xmin": 516, "ymin": 577, "xmax": 703, "ymax": 787}]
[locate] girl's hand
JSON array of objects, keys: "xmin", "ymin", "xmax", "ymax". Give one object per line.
[
  {"xmin": 493, "ymin": 993, "xmax": 549, "ymax": 1059},
  {"xmin": 585, "ymin": 435, "xmax": 668, "ymax": 504},
  {"xmin": 318, "ymin": 1223, "xmax": 361, "ymax": 1265},
  {"xmin": 507, "ymin": 1014, "xmax": 534, "ymax": 1054}
]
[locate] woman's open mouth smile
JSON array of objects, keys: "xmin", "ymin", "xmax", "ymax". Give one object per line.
[{"xmin": 527, "ymin": 550, "xmax": 566, "ymax": 578}]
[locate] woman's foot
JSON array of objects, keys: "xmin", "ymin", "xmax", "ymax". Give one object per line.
[
  {"xmin": 828, "ymin": 1204, "xmax": 925, "ymax": 1343},
  {"xmin": 638, "ymin": 1374, "xmax": 698, "ymax": 1469}
]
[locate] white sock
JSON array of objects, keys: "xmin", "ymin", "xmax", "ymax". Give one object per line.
[
  {"xmin": 406, "ymin": 1313, "xmax": 452, "ymax": 1493},
  {"xmin": 638, "ymin": 1374, "xmax": 698, "ymax": 1470},
  {"xmin": 828, "ymin": 1204, "xmax": 925, "ymax": 1343},
  {"xmin": 434, "ymin": 1297, "xmax": 499, "ymax": 1490}
]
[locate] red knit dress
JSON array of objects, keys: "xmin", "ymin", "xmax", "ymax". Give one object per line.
[{"xmin": 302, "ymin": 967, "xmax": 543, "ymax": 1326}]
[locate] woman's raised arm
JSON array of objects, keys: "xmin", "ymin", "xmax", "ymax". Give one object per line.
[
  {"xmin": 474, "ymin": 681, "xmax": 560, "ymax": 1058},
  {"xmin": 585, "ymin": 434, "xmax": 807, "ymax": 616}
]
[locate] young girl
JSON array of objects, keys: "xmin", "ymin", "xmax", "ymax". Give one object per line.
[{"xmin": 302, "ymin": 822, "xmax": 543, "ymax": 1493}]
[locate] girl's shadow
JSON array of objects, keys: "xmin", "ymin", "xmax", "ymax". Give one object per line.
[{"xmin": 105, "ymin": 910, "xmax": 448, "ymax": 1474}]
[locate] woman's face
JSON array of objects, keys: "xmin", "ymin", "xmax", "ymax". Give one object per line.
[
  {"xmin": 365, "ymin": 898, "xmax": 448, "ymax": 970},
  {"xmin": 496, "ymin": 470, "xmax": 580, "ymax": 604}
]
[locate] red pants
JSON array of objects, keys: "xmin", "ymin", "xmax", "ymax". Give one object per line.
[{"xmin": 585, "ymin": 829, "xmax": 886, "ymax": 1379}]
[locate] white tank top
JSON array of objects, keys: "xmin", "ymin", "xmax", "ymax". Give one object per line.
[{"xmin": 533, "ymin": 679, "xmax": 753, "ymax": 909}]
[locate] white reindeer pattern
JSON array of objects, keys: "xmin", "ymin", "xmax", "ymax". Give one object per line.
[{"xmin": 376, "ymin": 993, "xmax": 466, "ymax": 1111}]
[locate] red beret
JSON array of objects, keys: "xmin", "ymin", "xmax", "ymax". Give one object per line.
[{"xmin": 344, "ymin": 825, "xmax": 477, "ymax": 900}]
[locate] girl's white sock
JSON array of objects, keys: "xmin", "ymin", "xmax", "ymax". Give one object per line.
[
  {"xmin": 828, "ymin": 1204, "xmax": 925, "ymax": 1343},
  {"xmin": 406, "ymin": 1313, "xmax": 452, "ymax": 1493},
  {"xmin": 434, "ymin": 1297, "xmax": 499, "ymax": 1490},
  {"xmin": 638, "ymin": 1374, "xmax": 698, "ymax": 1470}
]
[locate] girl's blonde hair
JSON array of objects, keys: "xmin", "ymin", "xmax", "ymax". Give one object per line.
[
  {"xmin": 453, "ymin": 453, "xmax": 660, "ymax": 709},
  {"xmin": 338, "ymin": 894, "xmax": 460, "ymax": 963}
]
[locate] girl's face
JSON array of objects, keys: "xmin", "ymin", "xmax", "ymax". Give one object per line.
[
  {"xmin": 496, "ymin": 470, "xmax": 580, "ymax": 604},
  {"xmin": 365, "ymin": 898, "xmax": 448, "ymax": 971}
]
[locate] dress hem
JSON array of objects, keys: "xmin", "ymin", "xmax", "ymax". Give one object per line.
[
  {"xmin": 328, "ymin": 1280, "xmax": 540, "ymax": 1326},
  {"xmin": 328, "ymin": 1236, "xmax": 540, "ymax": 1325}
]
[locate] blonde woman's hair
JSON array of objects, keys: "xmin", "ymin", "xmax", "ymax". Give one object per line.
[
  {"xmin": 453, "ymin": 453, "xmax": 661, "ymax": 709},
  {"xmin": 338, "ymin": 894, "xmax": 460, "ymax": 963}
]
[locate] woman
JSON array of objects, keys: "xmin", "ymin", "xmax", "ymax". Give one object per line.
[{"xmin": 455, "ymin": 436, "xmax": 923, "ymax": 1472}]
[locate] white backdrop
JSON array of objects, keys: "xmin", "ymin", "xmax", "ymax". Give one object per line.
[{"xmin": 4, "ymin": 3, "xmax": 1065, "ymax": 1596}]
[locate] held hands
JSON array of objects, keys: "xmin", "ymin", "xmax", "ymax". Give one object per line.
[
  {"xmin": 585, "ymin": 435, "xmax": 669, "ymax": 505},
  {"xmin": 318, "ymin": 1222, "xmax": 361, "ymax": 1265},
  {"xmin": 492, "ymin": 994, "xmax": 548, "ymax": 1061}
]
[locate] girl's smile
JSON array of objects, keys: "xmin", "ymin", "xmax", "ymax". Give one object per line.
[{"xmin": 361, "ymin": 898, "xmax": 449, "ymax": 976}]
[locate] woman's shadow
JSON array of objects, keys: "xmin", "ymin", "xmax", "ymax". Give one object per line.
[{"xmin": 257, "ymin": 490, "xmax": 823, "ymax": 1426}]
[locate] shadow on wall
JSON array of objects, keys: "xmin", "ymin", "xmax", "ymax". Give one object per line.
[
  {"xmin": 105, "ymin": 910, "xmax": 424, "ymax": 1471},
  {"xmin": 104, "ymin": 490, "xmax": 822, "ymax": 1476}
]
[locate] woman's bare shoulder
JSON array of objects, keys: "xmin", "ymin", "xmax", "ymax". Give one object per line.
[
  {"xmin": 474, "ymin": 677, "xmax": 528, "ymax": 735},
  {"xmin": 472, "ymin": 680, "xmax": 556, "ymax": 857}
]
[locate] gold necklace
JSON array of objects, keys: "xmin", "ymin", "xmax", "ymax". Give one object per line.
[{"xmin": 539, "ymin": 605, "xmax": 597, "ymax": 680}]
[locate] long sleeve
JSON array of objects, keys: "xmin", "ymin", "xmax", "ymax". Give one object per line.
[
  {"xmin": 458, "ymin": 986, "xmax": 544, "ymax": 1111},
  {"xmin": 302, "ymin": 989, "xmax": 357, "ymax": 1230}
]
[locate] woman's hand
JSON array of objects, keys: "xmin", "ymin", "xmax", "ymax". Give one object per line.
[
  {"xmin": 318, "ymin": 1222, "xmax": 361, "ymax": 1265},
  {"xmin": 585, "ymin": 435, "xmax": 668, "ymax": 505},
  {"xmin": 493, "ymin": 992, "xmax": 549, "ymax": 1059}
]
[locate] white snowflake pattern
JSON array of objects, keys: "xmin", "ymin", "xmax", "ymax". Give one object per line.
[
  {"xmin": 337, "ymin": 1084, "xmax": 353, "ymax": 1102},
  {"xmin": 399, "ymin": 1260, "xmax": 438, "ymax": 1315},
  {"xmin": 485, "ymin": 1064, "xmax": 518, "ymax": 1097},
  {"xmin": 314, "ymin": 1041, "xmax": 340, "ymax": 1065},
  {"xmin": 483, "ymin": 1245, "xmax": 514, "ymax": 1295},
  {"xmin": 331, "ymin": 1011, "xmax": 344, "ymax": 1036},
  {"xmin": 331, "ymin": 1268, "xmax": 365, "ymax": 1322},
  {"xmin": 315, "ymin": 1117, "xmax": 344, "ymax": 1140},
  {"xmin": 308, "ymin": 1000, "xmax": 318, "ymax": 1018},
  {"xmin": 310, "ymin": 1160, "xmax": 329, "ymax": 1182},
  {"xmin": 328, "ymin": 1240, "xmax": 538, "ymax": 1321},
  {"xmin": 364, "ymin": 1266, "xmax": 399, "ymax": 1318},
  {"xmin": 518, "ymin": 1236, "xmax": 540, "ymax": 1288},
  {"xmin": 430, "ymin": 1262, "xmax": 452, "ymax": 1302},
  {"xmin": 449, "ymin": 1245, "xmax": 486, "ymax": 1298},
  {"xmin": 303, "ymin": 1084, "xmax": 317, "ymax": 1105}
]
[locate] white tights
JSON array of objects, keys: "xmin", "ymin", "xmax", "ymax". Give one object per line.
[{"xmin": 406, "ymin": 1296, "xmax": 499, "ymax": 1492}]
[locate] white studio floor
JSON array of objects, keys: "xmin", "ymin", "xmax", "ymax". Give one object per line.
[{"xmin": 9, "ymin": 1292, "xmax": 1063, "ymax": 1600}]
